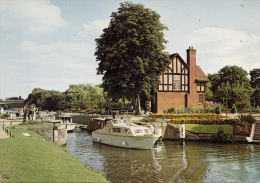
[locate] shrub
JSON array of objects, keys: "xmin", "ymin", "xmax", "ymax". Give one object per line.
[
  {"xmin": 163, "ymin": 107, "xmax": 175, "ymax": 114},
  {"xmin": 215, "ymin": 104, "xmax": 222, "ymax": 114},
  {"xmin": 231, "ymin": 104, "xmax": 237, "ymax": 113},
  {"xmin": 234, "ymin": 120, "xmax": 249, "ymax": 135},
  {"xmin": 0, "ymin": 113, "xmax": 5, "ymax": 118},
  {"xmin": 163, "ymin": 106, "xmax": 216, "ymax": 114},
  {"xmin": 19, "ymin": 121, "xmax": 45, "ymax": 125},
  {"xmin": 211, "ymin": 128, "xmax": 233, "ymax": 142},
  {"xmin": 238, "ymin": 114, "xmax": 256, "ymax": 123}
]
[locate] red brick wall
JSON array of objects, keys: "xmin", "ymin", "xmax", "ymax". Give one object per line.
[
  {"xmin": 187, "ymin": 92, "xmax": 205, "ymax": 108},
  {"xmin": 156, "ymin": 92, "xmax": 186, "ymax": 113},
  {"xmin": 155, "ymin": 92, "xmax": 205, "ymax": 113}
]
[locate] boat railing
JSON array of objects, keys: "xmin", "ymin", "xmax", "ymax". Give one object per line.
[{"xmin": 106, "ymin": 119, "xmax": 131, "ymax": 125}]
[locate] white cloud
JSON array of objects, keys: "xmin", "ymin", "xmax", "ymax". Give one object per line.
[
  {"xmin": 0, "ymin": 0, "xmax": 68, "ymax": 33},
  {"xmin": 84, "ymin": 19, "xmax": 110, "ymax": 33},
  {"xmin": 183, "ymin": 27, "xmax": 260, "ymax": 74}
]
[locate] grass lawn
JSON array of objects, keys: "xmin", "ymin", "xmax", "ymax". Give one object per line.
[
  {"xmin": 172, "ymin": 124, "xmax": 233, "ymax": 134},
  {"xmin": 0, "ymin": 128, "xmax": 109, "ymax": 182}
]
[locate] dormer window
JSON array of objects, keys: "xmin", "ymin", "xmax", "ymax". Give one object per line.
[{"xmin": 197, "ymin": 83, "xmax": 205, "ymax": 92}]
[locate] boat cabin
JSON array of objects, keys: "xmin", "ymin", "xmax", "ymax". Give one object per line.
[
  {"xmin": 104, "ymin": 119, "xmax": 153, "ymax": 136},
  {"xmin": 87, "ymin": 118, "xmax": 107, "ymax": 132}
]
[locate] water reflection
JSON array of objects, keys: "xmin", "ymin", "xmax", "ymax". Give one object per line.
[{"xmin": 66, "ymin": 132, "xmax": 260, "ymax": 183}]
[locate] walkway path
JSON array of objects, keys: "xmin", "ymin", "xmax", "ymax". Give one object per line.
[{"xmin": 0, "ymin": 119, "xmax": 10, "ymax": 139}]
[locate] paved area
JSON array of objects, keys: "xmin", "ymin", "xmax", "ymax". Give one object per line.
[
  {"xmin": 0, "ymin": 119, "xmax": 22, "ymax": 139},
  {"xmin": 0, "ymin": 119, "xmax": 10, "ymax": 139}
]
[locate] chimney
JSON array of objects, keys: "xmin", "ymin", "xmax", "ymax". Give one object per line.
[
  {"xmin": 187, "ymin": 46, "xmax": 196, "ymax": 68},
  {"xmin": 186, "ymin": 46, "xmax": 197, "ymax": 94}
]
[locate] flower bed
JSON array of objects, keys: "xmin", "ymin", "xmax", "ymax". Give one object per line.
[
  {"xmin": 167, "ymin": 118, "xmax": 237, "ymax": 125},
  {"xmin": 233, "ymin": 121, "xmax": 252, "ymax": 135},
  {"xmin": 149, "ymin": 113, "xmax": 224, "ymax": 119},
  {"xmin": 148, "ymin": 113, "xmax": 238, "ymax": 125}
]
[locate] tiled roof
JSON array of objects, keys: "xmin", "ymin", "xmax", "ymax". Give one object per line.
[{"xmin": 196, "ymin": 66, "xmax": 209, "ymax": 82}]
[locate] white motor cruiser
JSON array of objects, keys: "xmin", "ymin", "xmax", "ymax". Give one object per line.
[{"xmin": 92, "ymin": 119, "xmax": 161, "ymax": 149}]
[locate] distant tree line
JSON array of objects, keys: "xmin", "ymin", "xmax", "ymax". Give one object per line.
[
  {"xmin": 24, "ymin": 84, "xmax": 133, "ymax": 113},
  {"xmin": 206, "ymin": 66, "xmax": 260, "ymax": 113}
]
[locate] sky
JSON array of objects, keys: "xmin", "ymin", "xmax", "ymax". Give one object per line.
[{"xmin": 0, "ymin": 0, "xmax": 259, "ymax": 100}]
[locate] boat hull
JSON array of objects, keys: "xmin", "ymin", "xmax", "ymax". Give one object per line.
[{"xmin": 92, "ymin": 132, "xmax": 160, "ymax": 149}]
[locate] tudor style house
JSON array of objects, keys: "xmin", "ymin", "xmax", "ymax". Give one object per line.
[{"xmin": 152, "ymin": 46, "xmax": 209, "ymax": 113}]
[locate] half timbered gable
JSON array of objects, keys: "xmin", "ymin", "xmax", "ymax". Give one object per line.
[{"xmin": 159, "ymin": 53, "xmax": 189, "ymax": 92}]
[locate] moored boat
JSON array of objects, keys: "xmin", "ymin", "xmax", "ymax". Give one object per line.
[{"xmin": 92, "ymin": 119, "xmax": 161, "ymax": 149}]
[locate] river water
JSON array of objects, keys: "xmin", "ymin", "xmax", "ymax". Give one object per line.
[{"xmin": 66, "ymin": 132, "xmax": 260, "ymax": 183}]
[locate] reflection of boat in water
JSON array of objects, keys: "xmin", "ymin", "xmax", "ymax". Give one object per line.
[{"xmin": 92, "ymin": 119, "xmax": 161, "ymax": 149}]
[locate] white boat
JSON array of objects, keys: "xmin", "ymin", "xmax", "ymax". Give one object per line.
[{"xmin": 92, "ymin": 119, "xmax": 161, "ymax": 149}]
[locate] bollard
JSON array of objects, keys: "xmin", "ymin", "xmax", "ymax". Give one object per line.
[
  {"xmin": 6, "ymin": 127, "xmax": 8, "ymax": 135},
  {"xmin": 10, "ymin": 130, "xmax": 12, "ymax": 138},
  {"xmin": 179, "ymin": 124, "xmax": 185, "ymax": 145},
  {"xmin": 53, "ymin": 126, "xmax": 58, "ymax": 142}
]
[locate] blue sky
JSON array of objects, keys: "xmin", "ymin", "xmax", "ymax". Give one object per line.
[{"xmin": 0, "ymin": 0, "xmax": 259, "ymax": 100}]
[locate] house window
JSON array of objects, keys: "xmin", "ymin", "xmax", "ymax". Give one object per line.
[
  {"xmin": 197, "ymin": 83, "xmax": 205, "ymax": 92},
  {"xmin": 199, "ymin": 94, "xmax": 203, "ymax": 104},
  {"xmin": 173, "ymin": 75, "xmax": 181, "ymax": 90}
]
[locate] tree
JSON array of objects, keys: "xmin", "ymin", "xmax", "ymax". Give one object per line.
[
  {"xmin": 43, "ymin": 92, "xmax": 64, "ymax": 111},
  {"xmin": 215, "ymin": 82, "xmax": 231, "ymax": 114},
  {"xmin": 25, "ymin": 88, "xmax": 64, "ymax": 111},
  {"xmin": 209, "ymin": 66, "xmax": 254, "ymax": 112},
  {"xmin": 207, "ymin": 73, "xmax": 220, "ymax": 96},
  {"xmin": 205, "ymin": 81, "xmax": 214, "ymax": 101},
  {"xmin": 249, "ymin": 68, "xmax": 260, "ymax": 107},
  {"xmin": 95, "ymin": 2, "xmax": 170, "ymax": 114},
  {"xmin": 65, "ymin": 84, "xmax": 106, "ymax": 112}
]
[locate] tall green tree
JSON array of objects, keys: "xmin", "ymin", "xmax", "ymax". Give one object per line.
[
  {"xmin": 249, "ymin": 68, "xmax": 260, "ymax": 107},
  {"xmin": 43, "ymin": 92, "xmax": 64, "ymax": 111},
  {"xmin": 65, "ymin": 84, "xmax": 106, "ymax": 112},
  {"xmin": 25, "ymin": 88, "xmax": 63, "ymax": 111},
  {"xmin": 209, "ymin": 65, "xmax": 254, "ymax": 111},
  {"xmin": 95, "ymin": 2, "xmax": 170, "ymax": 114},
  {"xmin": 205, "ymin": 81, "xmax": 214, "ymax": 101},
  {"xmin": 215, "ymin": 82, "xmax": 231, "ymax": 114}
]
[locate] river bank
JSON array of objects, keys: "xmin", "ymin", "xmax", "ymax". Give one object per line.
[{"xmin": 0, "ymin": 121, "xmax": 109, "ymax": 182}]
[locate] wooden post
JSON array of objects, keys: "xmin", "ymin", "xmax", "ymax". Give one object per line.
[
  {"xmin": 180, "ymin": 124, "xmax": 185, "ymax": 145},
  {"xmin": 53, "ymin": 126, "xmax": 58, "ymax": 143}
]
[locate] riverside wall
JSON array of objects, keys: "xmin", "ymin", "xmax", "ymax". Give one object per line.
[
  {"xmin": 161, "ymin": 123, "xmax": 201, "ymax": 140},
  {"xmin": 27, "ymin": 126, "xmax": 67, "ymax": 145}
]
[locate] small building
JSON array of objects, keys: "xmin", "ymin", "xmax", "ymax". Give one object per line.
[{"xmin": 152, "ymin": 46, "xmax": 209, "ymax": 113}]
